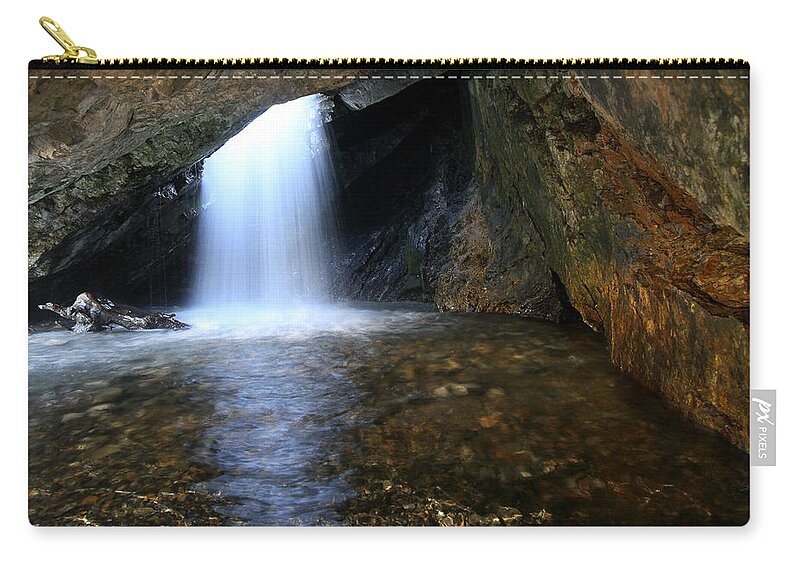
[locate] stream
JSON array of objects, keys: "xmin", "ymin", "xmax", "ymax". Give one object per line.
[{"xmin": 28, "ymin": 302, "xmax": 749, "ymax": 526}]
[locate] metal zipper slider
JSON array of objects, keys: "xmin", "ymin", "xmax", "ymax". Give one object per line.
[{"xmin": 39, "ymin": 16, "xmax": 98, "ymax": 64}]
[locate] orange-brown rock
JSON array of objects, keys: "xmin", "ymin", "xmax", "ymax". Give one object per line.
[{"xmin": 445, "ymin": 71, "xmax": 749, "ymax": 448}]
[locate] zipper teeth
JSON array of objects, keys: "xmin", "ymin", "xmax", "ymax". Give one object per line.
[{"xmin": 30, "ymin": 57, "xmax": 749, "ymax": 69}]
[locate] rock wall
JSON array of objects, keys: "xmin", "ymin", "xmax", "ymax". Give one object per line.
[
  {"xmin": 331, "ymin": 81, "xmax": 577, "ymax": 323},
  {"xmin": 452, "ymin": 72, "xmax": 749, "ymax": 448},
  {"xmin": 330, "ymin": 81, "xmax": 478, "ymax": 304},
  {"xmin": 30, "ymin": 163, "xmax": 204, "ymax": 308}
]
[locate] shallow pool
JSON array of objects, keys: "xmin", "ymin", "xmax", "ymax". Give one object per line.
[{"xmin": 28, "ymin": 302, "xmax": 749, "ymax": 525}]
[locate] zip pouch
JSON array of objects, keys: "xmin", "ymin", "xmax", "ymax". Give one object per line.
[{"xmin": 28, "ymin": 17, "xmax": 750, "ymax": 526}]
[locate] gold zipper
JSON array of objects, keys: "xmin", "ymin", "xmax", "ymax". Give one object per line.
[
  {"xmin": 39, "ymin": 17, "xmax": 98, "ymax": 65},
  {"xmin": 34, "ymin": 16, "xmax": 748, "ymax": 70}
]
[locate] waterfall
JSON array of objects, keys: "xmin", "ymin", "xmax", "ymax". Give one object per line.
[{"xmin": 191, "ymin": 94, "xmax": 337, "ymax": 322}]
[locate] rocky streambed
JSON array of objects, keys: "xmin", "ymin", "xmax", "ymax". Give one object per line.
[{"xmin": 28, "ymin": 303, "xmax": 748, "ymax": 526}]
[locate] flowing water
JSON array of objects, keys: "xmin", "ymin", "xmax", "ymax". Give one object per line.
[
  {"xmin": 192, "ymin": 93, "xmax": 337, "ymax": 310},
  {"xmin": 28, "ymin": 304, "xmax": 749, "ymax": 526}
]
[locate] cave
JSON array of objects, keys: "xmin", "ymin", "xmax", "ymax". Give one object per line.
[
  {"xmin": 28, "ymin": 68, "xmax": 750, "ymax": 526},
  {"xmin": 30, "ymin": 80, "xmax": 479, "ymax": 310}
]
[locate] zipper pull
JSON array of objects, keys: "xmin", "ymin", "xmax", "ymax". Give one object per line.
[{"xmin": 39, "ymin": 16, "xmax": 98, "ymax": 64}]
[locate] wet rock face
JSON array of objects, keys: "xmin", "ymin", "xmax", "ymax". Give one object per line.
[
  {"xmin": 580, "ymin": 78, "xmax": 749, "ymax": 234},
  {"xmin": 329, "ymin": 81, "xmax": 575, "ymax": 322},
  {"xmin": 464, "ymin": 73, "xmax": 749, "ymax": 448},
  {"xmin": 329, "ymin": 81, "xmax": 478, "ymax": 304},
  {"xmin": 29, "ymin": 162, "xmax": 203, "ymax": 308}
]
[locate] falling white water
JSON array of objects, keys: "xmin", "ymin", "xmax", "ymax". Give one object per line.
[{"xmin": 190, "ymin": 94, "xmax": 338, "ymax": 326}]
